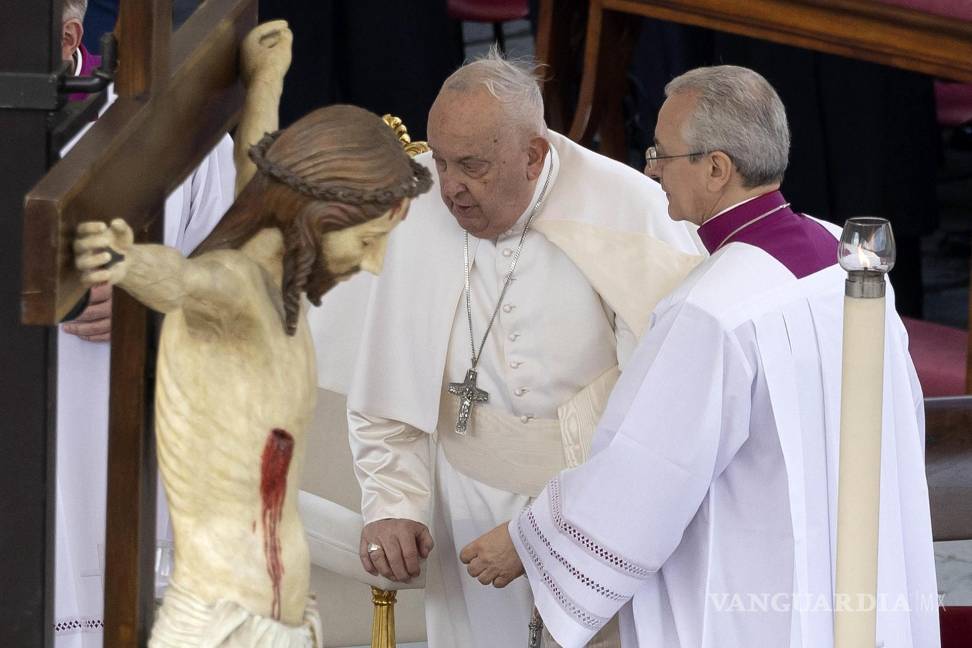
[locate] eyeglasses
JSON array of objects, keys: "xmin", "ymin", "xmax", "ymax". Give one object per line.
[{"xmin": 644, "ymin": 146, "xmax": 707, "ymax": 171}]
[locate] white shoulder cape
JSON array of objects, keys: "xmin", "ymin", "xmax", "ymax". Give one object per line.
[{"xmin": 310, "ymin": 132, "xmax": 703, "ymax": 435}]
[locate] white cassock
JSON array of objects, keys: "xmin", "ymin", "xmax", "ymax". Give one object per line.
[
  {"xmin": 311, "ymin": 131, "xmax": 706, "ymax": 647},
  {"xmin": 511, "ymin": 240, "xmax": 940, "ymax": 647},
  {"xmin": 53, "ymin": 84, "xmax": 235, "ymax": 647}
]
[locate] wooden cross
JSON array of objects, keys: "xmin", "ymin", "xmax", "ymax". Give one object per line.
[{"xmin": 20, "ymin": 1, "xmax": 255, "ymax": 645}]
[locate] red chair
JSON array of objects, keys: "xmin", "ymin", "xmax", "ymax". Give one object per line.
[
  {"xmin": 447, "ymin": 0, "xmax": 529, "ymax": 53},
  {"xmin": 935, "ymin": 82, "xmax": 972, "ymax": 128},
  {"xmin": 902, "ymin": 317, "xmax": 968, "ymax": 397},
  {"xmin": 941, "ymin": 605, "xmax": 972, "ymax": 648}
]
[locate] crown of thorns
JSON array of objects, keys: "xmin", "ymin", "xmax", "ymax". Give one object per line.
[{"xmin": 249, "ymin": 130, "xmax": 433, "ymax": 207}]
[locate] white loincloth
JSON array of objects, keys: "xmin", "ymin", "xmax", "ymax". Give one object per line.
[{"xmin": 150, "ymin": 580, "xmax": 322, "ymax": 648}]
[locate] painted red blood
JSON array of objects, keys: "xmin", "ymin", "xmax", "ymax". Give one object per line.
[{"xmin": 261, "ymin": 428, "xmax": 294, "ymax": 620}]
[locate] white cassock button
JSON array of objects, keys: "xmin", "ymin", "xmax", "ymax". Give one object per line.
[
  {"xmin": 520, "ymin": 415, "xmax": 533, "ymax": 424},
  {"xmin": 509, "ymin": 333, "xmax": 520, "ymax": 341},
  {"xmin": 514, "ymin": 388, "xmax": 528, "ymax": 396},
  {"xmin": 502, "ymin": 304, "xmax": 514, "ymax": 313},
  {"xmin": 502, "ymin": 248, "xmax": 513, "ymax": 257},
  {"xmin": 509, "ymin": 360, "xmax": 521, "ymax": 369}
]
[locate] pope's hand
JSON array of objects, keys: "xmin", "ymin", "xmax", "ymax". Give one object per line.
[
  {"xmin": 460, "ymin": 522, "xmax": 524, "ymax": 588},
  {"xmin": 241, "ymin": 20, "xmax": 292, "ymax": 87},
  {"xmin": 360, "ymin": 518, "xmax": 433, "ymax": 583},
  {"xmin": 74, "ymin": 219, "xmax": 133, "ymax": 287}
]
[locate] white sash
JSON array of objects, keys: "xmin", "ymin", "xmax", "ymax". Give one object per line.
[{"xmin": 438, "ymin": 367, "xmax": 621, "ymax": 497}]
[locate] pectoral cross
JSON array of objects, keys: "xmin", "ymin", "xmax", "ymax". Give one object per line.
[
  {"xmin": 448, "ymin": 368, "xmax": 489, "ymax": 435},
  {"xmin": 528, "ymin": 607, "xmax": 544, "ymax": 648}
]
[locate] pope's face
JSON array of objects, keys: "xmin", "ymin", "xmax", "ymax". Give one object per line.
[
  {"xmin": 320, "ymin": 198, "xmax": 410, "ymax": 281},
  {"xmin": 427, "ymin": 88, "xmax": 539, "ymax": 240},
  {"xmin": 648, "ymin": 92, "xmax": 712, "ymax": 225}
]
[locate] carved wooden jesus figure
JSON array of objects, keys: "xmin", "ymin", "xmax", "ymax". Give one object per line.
[{"xmin": 74, "ymin": 105, "xmax": 432, "ymax": 646}]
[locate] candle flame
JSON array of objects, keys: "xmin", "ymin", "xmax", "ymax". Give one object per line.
[{"xmin": 855, "ymin": 245, "xmax": 881, "ymax": 270}]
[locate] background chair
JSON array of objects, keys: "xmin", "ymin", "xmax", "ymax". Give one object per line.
[{"xmin": 447, "ymin": 0, "xmax": 529, "ymax": 53}]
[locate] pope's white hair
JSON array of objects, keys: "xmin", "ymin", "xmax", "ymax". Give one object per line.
[
  {"xmin": 441, "ymin": 45, "xmax": 546, "ymax": 137},
  {"xmin": 665, "ymin": 65, "xmax": 790, "ymax": 187},
  {"xmin": 63, "ymin": 0, "xmax": 88, "ymax": 23}
]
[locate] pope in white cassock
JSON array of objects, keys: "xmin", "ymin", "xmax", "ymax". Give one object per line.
[
  {"xmin": 310, "ymin": 49, "xmax": 706, "ymax": 647},
  {"xmin": 461, "ymin": 65, "xmax": 940, "ymax": 647}
]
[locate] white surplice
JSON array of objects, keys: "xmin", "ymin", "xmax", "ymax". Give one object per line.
[
  {"xmin": 512, "ymin": 241, "xmax": 940, "ymax": 648},
  {"xmin": 54, "ymin": 83, "xmax": 235, "ymax": 647},
  {"xmin": 334, "ymin": 133, "xmax": 706, "ymax": 647}
]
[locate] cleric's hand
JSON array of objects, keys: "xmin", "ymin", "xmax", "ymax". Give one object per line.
[
  {"xmin": 241, "ymin": 20, "xmax": 292, "ymax": 87},
  {"xmin": 62, "ymin": 283, "xmax": 112, "ymax": 342},
  {"xmin": 360, "ymin": 518, "xmax": 434, "ymax": 583},
  {"xmin": 74, "ymin": 219, "xmax": 133, "ymax": 287},
  {"xmin": 460, "ymin": 522, "xmax": 524, "ymax": 588}
]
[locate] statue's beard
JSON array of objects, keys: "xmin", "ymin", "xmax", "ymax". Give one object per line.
[{"xmin": 303, "ymin": 252, "xmax": 340, "ymax": 306}]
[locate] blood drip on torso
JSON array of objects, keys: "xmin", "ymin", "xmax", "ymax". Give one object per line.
[{"xmin": 260, "ymin": 428, "xmax": 294, "ymax": 620}]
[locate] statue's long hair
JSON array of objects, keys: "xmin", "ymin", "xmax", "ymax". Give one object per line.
[{"xmin": 193, "ymin": 104, "xmax": 431, "ymax": 335}]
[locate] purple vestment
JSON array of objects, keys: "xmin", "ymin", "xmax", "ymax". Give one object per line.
[
  {"xmin": 68, "ymin": 43, "xmax": 102, "ymax": 103},
  {"xmin": 697, "ymin": 190, "xmax": 838, "ymax": 278}
]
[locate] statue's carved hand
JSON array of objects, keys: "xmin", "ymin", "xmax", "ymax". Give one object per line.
[
  {"xmin": 360, "ymin": 518, "xmax": 434, "ymax": 583},
  {"xmin": 241, "ymin": 20, "xmax": 292, "ymax": 87},
  {"xmin": 74, "ymin": 219, "xmax": 134, "ymax": 287}
]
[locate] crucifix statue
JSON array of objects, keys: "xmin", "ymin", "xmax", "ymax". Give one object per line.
[
  {"xmin": 20, "ymin": 1, "xmax": 258, "ymax": 645},
  {"xmin": 74, "ymin": 105, "xmax": 432, "ymax": 644}
]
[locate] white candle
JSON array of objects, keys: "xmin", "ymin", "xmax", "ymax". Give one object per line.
[
  {"xmin": 834, "ymin": 216, "xmax": 894, "ymax": 648},
  {"xmin": 834, "ymin": 289, "xmax": 885, "ymax": 647}
]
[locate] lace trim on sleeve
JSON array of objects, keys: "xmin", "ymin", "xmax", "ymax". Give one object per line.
[
  {"xmin": 54, "ymin": 617, "xmax": 104, "ymax": 634},
  {"xmin": 526, "ymin": 509, "xmax": 625, "ymax": 602},
  {"xmin": 549, "ymin": 477, "xmax": 651, "ymax": 578},
  {"xmin": 517, "ymin": 519, "xmax": 608, "ymax": 631}
]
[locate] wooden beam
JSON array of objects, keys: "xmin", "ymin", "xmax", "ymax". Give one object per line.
[
  {"xmin": 535, "ymin": 0, "xmax": 588, "ymax": 134},
  {"xmin": 540, "ymin": 0, "xmax": 972, "ymax": 158},
  {"xmin": 102, "ymin": 4, "xmax": 171, "ymax": 645},
  {"xmin": 102, "ymin": 215, "xmax": 163, "ymax": 648},
  {"xmin": 21, "ymin": 0, "xmax": 257, "ymax": 325},
  {"xmin": 567, "ymin": 0, "xmax": 639, "ymax": 157},
  {"xmin": 602, "ymin": 0, "xmax": 972, "ymax": 82},
  {"xmin": 116, "ymin": 0, "xmax": 172, "ymax": 98}
]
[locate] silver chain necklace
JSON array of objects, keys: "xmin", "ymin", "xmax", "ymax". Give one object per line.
[{"xmin": 446, "ymin": 163, "xmax": 553, "ymax": 435}]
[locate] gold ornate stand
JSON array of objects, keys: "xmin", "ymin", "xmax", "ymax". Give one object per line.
[
  {"xmin": 370, "ymin": 587, "xmax": 398, "ymax": 648},
  {"xmin": 365, "ymin": 115, "xmax": 428, "ymax": 648}
]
